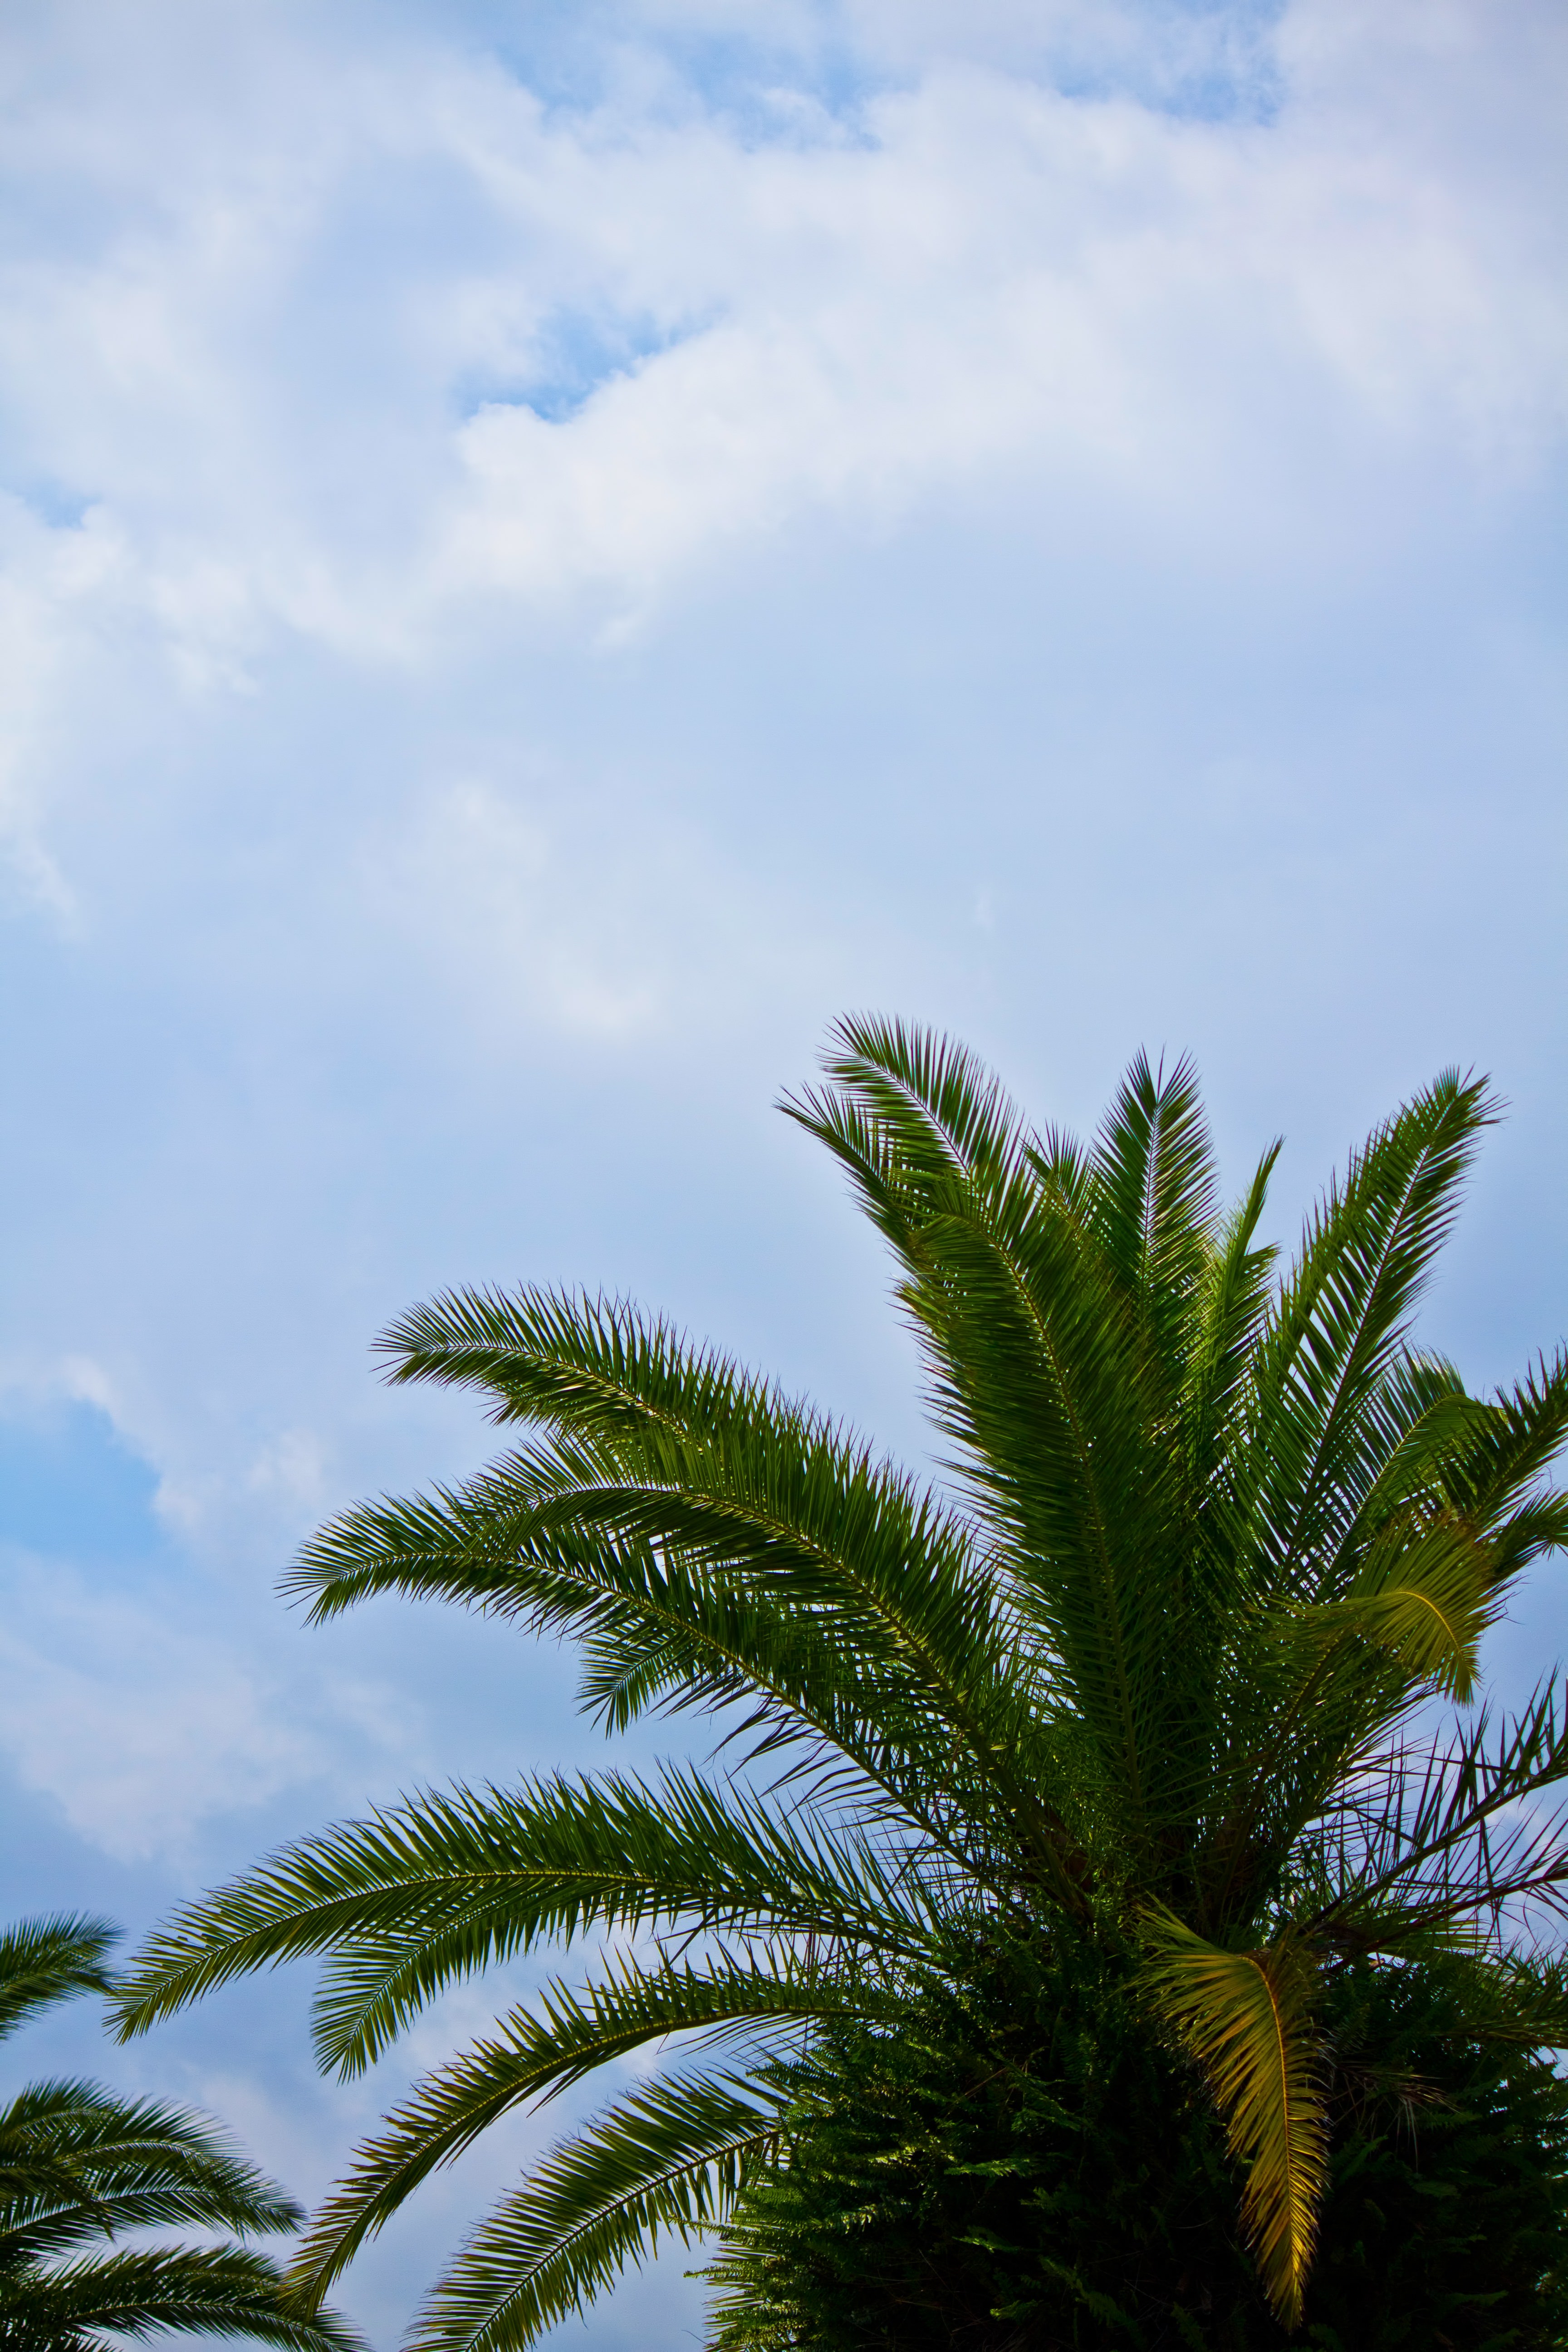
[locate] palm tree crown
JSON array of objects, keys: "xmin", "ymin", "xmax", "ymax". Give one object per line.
[
  {"xmin": 0, "ymin": 1911, "xmax": 362, "ymax": 2352},
  {"xmin": 113, "ymin": 1022, "xmax": 1568, "ymax": 2344}
]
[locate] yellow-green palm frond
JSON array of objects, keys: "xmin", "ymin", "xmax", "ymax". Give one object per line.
[
  {"xmin": 1334, "ymin": 1521, "xmax": 1497, "ymax": 1700},
  {"xmin": 1140, "ymin": 1911, "xmax": 1328, "ymax": 2329},
  {"xmin": 1279, "ymin": 1515, "xmax": 1498, "ymax": 1705}
]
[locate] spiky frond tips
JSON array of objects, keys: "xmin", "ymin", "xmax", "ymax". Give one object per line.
[
  {"xmin": 111, "ymin": 1027, "xmax": 1568, "ymax": 2347},
  {"xmin": 0, "ymin": 1913, "xmax": 117, "ymax": 2043}
]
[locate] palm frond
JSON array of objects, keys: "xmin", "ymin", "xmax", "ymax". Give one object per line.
[
  {"xmin": 1442, "ymin": 1348, "xmax": 1568, "ymax": 1524},
  {"xmin": 284, "ymin": 1380, "xmax": 1078, "ymax": 1897},
  {"xmin": 290, "ymin": 1349, "xmax": 1003, "ymax": 1729},
  {"xmin": 1141, "ymin": 1913, "xmax": 1328, "ymax": 2328},
  {"xmin": 1183, "ymin": 1139, "xmax": 1282, "ymax": 1493},
  {"xmin": 1314, "ymin": 1516, "xmax": 1500, "ymax": 1700},
  {"xmin": 1241, "ymin": 1072, "xmax": 1497, "ymax": 1596},
  {"xmin": 787, "ymin": 1019, "xmax": 1190, "ymax": 1836},
  {"xmin": 784, "ymin": 1014, "xmax": 1041, "ymax": 1242},
  {"xmin": 0, "ymin": 2244, "xmax": 365, "ymax": 2352},
  {"xmin": 1316, "ymin": 1678, "xmax": 1568, "ymax": 1941},
  {"xmin": 289, "ymin": 1952, "xmax": 877, "ymax": 2300},
  {"xmin": 1084, "ymin": 1049, "xmax": 1217, "ymax": 1389},
  {"xmin": 111, "ymin": 1768, "xmax": 941, "ymax": 2073},
  {"xmin": 0, "ymin": 1916, "xmax": 117, "ymax": 2044},
  {"xmin": 396, "ymin": 2073, "xmax": 779, "ymax": 2352},
  {"xmin": 0, "ymin": 2081, "xmax": 302, "ymax": 2260}
]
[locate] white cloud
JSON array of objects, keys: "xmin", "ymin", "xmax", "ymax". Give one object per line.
[
  {"xmin": 244, "ymin": 1426, "xmax": 333, "ymax": 1515},
  {"xmin": 0, "ymin": 0, "xmax": 1560, "ymax": 1525},
  {"xmin": 0, "ymin": 0, "xmax": 1559, "ymax": 702},
  {"xmin": 0, "ymin": 1561, "xmax": 422, "ymax": 1864},
  {"xmin": 0, "ymin": 1368, "xmax": 403, "ymax": 1862},
  {"xmin": 0, "ymin": 1562, "xmax": 324, "ymax": 1859},
  {"xmin": 365, "ymin": 768, "xmax": 848, "ymax": 1053},
  {"xmin": 373, "ymin": 778, "xmax": 663, "ymax": 1040}
]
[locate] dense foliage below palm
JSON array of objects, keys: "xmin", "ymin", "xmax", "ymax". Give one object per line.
[
  {"xmin": 0, "ymin": 1915, "xmax": 360, "ymax": 2352},
  {"xmin": 707, "ymin": 1936, "xmax": 1568, "ymax": 2350},
  {"xmin": 112, "ymin": 1023, "xmax": 1568, "ymax": 2351}
]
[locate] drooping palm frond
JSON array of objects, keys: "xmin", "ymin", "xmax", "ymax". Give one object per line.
[
  {"xmin": 289, "ymin": 1323, "xmax": 1054, "ymax": 1807},
  {"xmin": 115, "ymin": 1765, "xmax": 947, "ymax": 2080},
  {"xmin": 0, "ymin": 2081, "xmax": 301, "ymax": 2264},
  {"xmin": 1140, "ymin": 1913, "xmax": 1329, "ymax": 2328},
  {"xmin": 287, "ymin": 1952, "xmax": 874, "ymax": 2301},
  {"xmin": 112, "ymin": 1025, "xmax": 1568, "ymax": 2345},
  {"xmin": 395, "ymin": 2072, "xmax": 781, "ymax": 2352}
]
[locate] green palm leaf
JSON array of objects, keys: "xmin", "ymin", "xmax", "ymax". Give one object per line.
[
  {"xmin": 1241, "ymin": 1072, "xmax": 1497, "ymax": 1594},
  {"xmin": 0, "ymin": 2245, "xmax": 363, "ymax": 2351},
  {"xmin": 786, "ymin": 1018, "xmax": 1183, "ymax": 1830},
  {"xmin": 113, "ymin": 1765, "xmax": 941, "ymax": 2078},
  {"xmin": 0, "ymin": 1916, "xmax": 116, "ymax": 2045},
  {"xmin": 401, "ymin": 2073, "xmax": 779, "ymax": 2352},
  {"xmin": 0, "ymin": 2080, "xmax": 302, "ymax": 2261},
  {"xmin": 289, "ymin": 1951, "xmax": 879, "ymax": 2300}
]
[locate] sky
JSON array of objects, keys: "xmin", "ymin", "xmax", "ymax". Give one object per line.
[{"xmin": 1, "ymin": 0, "xmax": 1566, "ymax": 2343}]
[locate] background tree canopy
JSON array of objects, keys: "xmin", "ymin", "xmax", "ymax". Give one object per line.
[
  {"xmin": 113, "ymin": 1022, "xmax": 1568, "ymax": 2347},
  {"xmin": 0, "ymin": 1913, "xmax": 362, "ymax": 2352}
]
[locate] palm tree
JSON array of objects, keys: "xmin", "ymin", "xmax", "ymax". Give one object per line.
[
  {"xmin": 0, "ymin": 1912, "xmax": 363, "ymax": 2351},
  {"xmin": 112, "ymin": 1022, "xmax": 1568, "ymax": 2347}
]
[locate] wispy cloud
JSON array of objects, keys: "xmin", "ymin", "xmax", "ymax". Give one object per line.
[{"xmin": 0, "ymin": 1563, "xmax": 329, "ymax": 1860}]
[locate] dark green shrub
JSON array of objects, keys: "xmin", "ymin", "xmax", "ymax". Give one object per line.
[
  {"xmin": 706, "ymin": 1938, "xmax": 1568, "ymax": 2352},
  {"xmin": 1306, "ymin": 1960, "xmax": 1568, "ymax": 2350}
]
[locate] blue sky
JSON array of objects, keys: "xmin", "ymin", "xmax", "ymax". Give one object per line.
[{"xmin": 1, "ymin": 0, "xmax": 1565, "ymax": 2344}]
